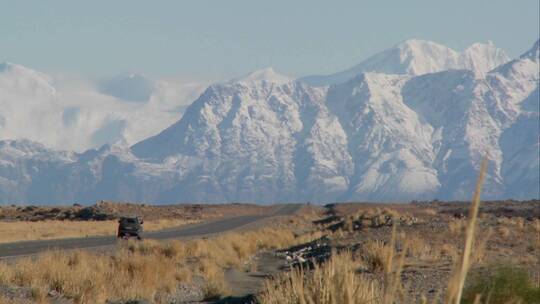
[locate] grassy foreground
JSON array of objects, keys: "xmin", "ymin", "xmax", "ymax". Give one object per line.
[
  {"xmin": 0, "ymin": 215, "xmax": 321, "ymax": 303},
  {"xmin": 1, "ymin": 161, "xmax": 538, "ymax": 303},
  {"xmin": 258, "ymin": 159, "xmax": 540, "ymax": 304}
]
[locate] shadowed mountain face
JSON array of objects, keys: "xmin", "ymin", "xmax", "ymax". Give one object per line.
[{"xmin": 0, "ymin": 40, "xmax": 538, "ymax": 204}]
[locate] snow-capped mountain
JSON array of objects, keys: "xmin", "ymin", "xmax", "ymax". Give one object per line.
[
  {"xmin": 300, "ymin": 39, "xmax": 510, "ymax": 86},
  {"xmin": 0, "ymin": 39, "xmax": 537, "ymax": 204},
  {"xmin": 132, "ymin": 68, "xmax": 353, "ymax": 202}
]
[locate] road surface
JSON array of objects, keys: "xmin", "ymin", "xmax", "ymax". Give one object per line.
[{"xmin": 0, "ymin": 204, "xmax": 302, "ymax": 259}]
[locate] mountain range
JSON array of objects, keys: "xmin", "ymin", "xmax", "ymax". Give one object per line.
[{"xmin": 0, "ymin": 39, "xmax": 538, "ymax": 204}]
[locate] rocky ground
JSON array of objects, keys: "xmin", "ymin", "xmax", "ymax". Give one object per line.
[
  {"xmin": 0, "ymin": 200, "xmax": 538, "ymax": 303},
  {"xmin": 217, "ymin": 200, "xmax": 539, "ymax": 303},
  {"xmin": 264, "ymin": 200, "xmax": 539, "ymax": 302},
  {"xmin": 0, "ymin": 201, "xmax": 270, "ymax": 222}
]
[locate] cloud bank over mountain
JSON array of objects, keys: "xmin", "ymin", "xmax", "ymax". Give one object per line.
[{"xmin": 0, "ymin": 64, "xmax": 207, "ymax": 151}]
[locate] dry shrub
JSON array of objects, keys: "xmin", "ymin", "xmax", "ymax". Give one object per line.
[
  {"xmin": 423, "ymin": 208, "xmax": 438, "ymax": 216},
  {"xmin": 496, "ymin": 226, "xmax": 511, "ymax": 238},
  {"xmin": 510, "ymin": 217, "xmax": 525, "ymax": 230},
  {"xmin": 198, "ymin": 258, "xmax": 228, "ymax": 299},
  {"xmin": 438, "ymin": 243, "xmax": 458, "ymax": 260},
  {"xmin": 449, "ymin": 218, "xmax": 467, "ymax": 236},
  {"xmin": 470, "ymin": 229, "xmax": 491, "ymax": 265},
  {"xmin": 462, "ymin": 264, "xmax": 540, "ymax": 304},
  {"xmin": 381, "ymin": 208, "xmax": 400, "ymax": 219},
  {"xmin": 342, "ymin": 216, "xmax": 355, "ymax": 232},
  {"xmin": 446, "ymin": 157, "xmax": 488, "ymax": 304},
  {"xmin": 0, "ymin": 248, "xmax": 181, "ymax": 302},
  {"xmin": 0, "ymin": 220, "xmax": 322, "ymax": 303},
  {"xmin": 260, "ymin": 225, "xmax": 408, "ymax": 304},
  {"xmin": 496, "ymin": 217, "xmax": 524, "ymax": 230},
  {"xmin": 259, "ymin": 251, "xmax": 380, "ymax": 304},
  {"xmin": 533, "ymin": 219, "xmax": 540, "ymax": 233},
  {"xmin": 361, "ymin": 240, "xmax": 393, "ymax": 272},
  {"xmin": 403, "ymin": 233, "xmax": 433, "ymax": 260}
]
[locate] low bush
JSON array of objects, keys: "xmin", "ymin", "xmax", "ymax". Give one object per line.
[{"xmin": 461, "ymin": 264, "xmax": 540, "ymax": 304}]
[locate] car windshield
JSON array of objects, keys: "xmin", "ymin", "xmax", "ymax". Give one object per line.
[{"xmin": 122, "ymin": 218, "xmax": 137, "ymax": 224}]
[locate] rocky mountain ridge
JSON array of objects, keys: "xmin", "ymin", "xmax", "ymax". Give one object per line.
[{"xmin": 0, "ymin": 39, "xmax": 538, "ymax": 204}]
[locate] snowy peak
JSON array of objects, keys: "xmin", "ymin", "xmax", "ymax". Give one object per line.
[
  {"xmin": 490, "ymin": 39, "xmax": 539, "ymax": 79},
  {"xmin": 394, "ymin": 39, "xmax": 460, "ymax": 75},
  {"xmin": 132, "ymin": 70, "xmax": 307, "ymax": 160},
  {"xmin": 460, "ymin": 41, "xmax": 510, "ymax": 76},
  {"xmin": 232, "ymin": 67, "xmax": 293, "ymax": 84},
  {"xmin": 300, "ymin": 39, "xmax": 509, "ymax": 86}
]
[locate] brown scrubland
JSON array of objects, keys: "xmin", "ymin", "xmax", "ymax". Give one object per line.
[
  {"xmin": 0, "ymin": 168, "xmax": 538, "ymax": 303},
  {"xmin": 0, "ymin": 202, "xmax": 270, "ymax": 243},
  {"xmin": 260, "ymin": 162, "xmax": 539, "ymax": 303},
  {"xmin": 0, "ymin": 212, "xmax": 322, "ymax": 303}
]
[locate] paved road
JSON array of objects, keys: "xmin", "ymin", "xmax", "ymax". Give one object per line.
[{"xmin": 0, "ymin": 204, "xmax": 302, "ymax": 259}]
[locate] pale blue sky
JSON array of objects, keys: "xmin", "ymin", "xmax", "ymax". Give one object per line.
[{"xmin": 1, "ymin": 0, "xmax": 538, "ymax": 80}]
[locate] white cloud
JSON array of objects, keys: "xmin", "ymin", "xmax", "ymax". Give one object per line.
[{"xmin": 0, "ymin": 63, "xmax": 207, "ymax": 152}]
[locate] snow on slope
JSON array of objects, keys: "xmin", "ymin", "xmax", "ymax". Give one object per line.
[
  {"xmin": 0, "ymin": 40, "xmax": 537, "ymax": 204},
  {"xmin": 490, "ymin": 39, "xmax": 540, "ymax": 199},
  {"xmin": 132, "ymin": 68, "xmax": 353, "ymax": 202},
  {"xmin": 326, "ymin": 73, "xmax": 440, "ymax": 200},
  {"xmin": 300, "ymin": 39, "xmax": 510, "ymax": 86},
  {"xmin": 129, "ymin": 38, "xmax": 536, "ymax": 203}
]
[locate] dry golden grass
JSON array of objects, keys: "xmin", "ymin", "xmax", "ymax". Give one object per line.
[
  {"xmin": 0, "ymin": 218, "xmax": 322, "ymax": 303},
  {"xmin": 403, "ymin": 233, "xmax": 435, "ymax": 261},
  {"xmin": 0, "ymin": 248, "xmax": 183, "ymax": 303},
  {"xmin": 260, "ymin": 157, "xmax": 492, "ymax": 304},
  {"xmin": 261, "ymin": 225, "xmax": 409, "ymax": 304},
  {"xmin": 496, "ymin": 225, "xmax": 511, "ymax": 238},
  {"xmin": 360, "ymin": 239, "xmax": 393, "ymax": 272},
  {"xmin": 0, "ymin": 218, "xmax": 198, "ymax": 243},
  {"xmin": 496, "ymin": 216, "xmax": 526, "ymax": 232},
  {"xmin": 448, "ymin": 218, "xmax": 467, "ymax": 236},
  {"xmin": 422, "ymin": 208, "xmax": 438, "ymax": 216},
  {"xmin": 446, "ymin": 157, "xmax": 488, "ymax": 304},
  {"xmin": 259, "ymin": 251, "xmax": 381, "ymax": 304},
  {"xmin": 438, "ymin": 243, "xmax": 458, "ymax": 260}
]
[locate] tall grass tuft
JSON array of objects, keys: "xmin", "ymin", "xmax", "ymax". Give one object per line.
[
  {"xmin": 259, "ymin": 251, "xmax": 380, "ymax": 304},
  {"xmin": 446, "ymin": 157, "xmax": 488, "ymax": 304}
]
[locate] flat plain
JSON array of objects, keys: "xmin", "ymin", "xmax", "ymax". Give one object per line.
[{"xmin": 0, "ymin": 200, "xmax": 538, "ymax": 303}]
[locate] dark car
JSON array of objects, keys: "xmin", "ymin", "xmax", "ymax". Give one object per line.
[{"xmin": 117, "ymin": 216, "xmax": 144, "ymax": 240}]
